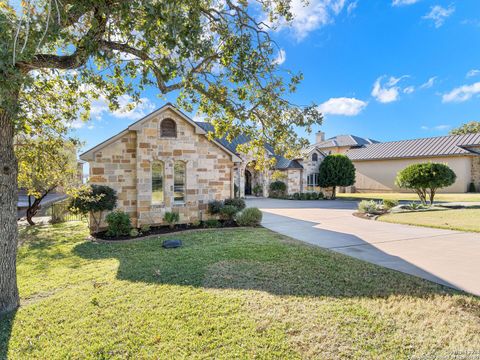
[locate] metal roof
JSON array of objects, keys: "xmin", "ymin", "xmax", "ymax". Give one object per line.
[
  {"xmin": 316, "ymin": 135, "xmax": 379, "ymax": 149},
  {"xmin": 196, "ymin": 122, "xmax": 303, "ymax": 170},
  {"xmin": 346, "ymin": 133, "xmax": 480, "ymax": 161}
]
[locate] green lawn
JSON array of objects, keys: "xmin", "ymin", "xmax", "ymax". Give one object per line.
[
  {"xmin": 1, "ymin": 222, "xmax": 479, "ymax": 359},
  {"xmin": 337, "ymin": 192, "xmax": 480, "ymax": 203},
  {"xmin": 379, "ymin": 208, "xmax": 480, "ymax": 232}
]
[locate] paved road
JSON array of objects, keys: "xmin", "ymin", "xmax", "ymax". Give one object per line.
[{"xmin": 247, "ymin": 198, "xmax": 480, "ymax": 296}]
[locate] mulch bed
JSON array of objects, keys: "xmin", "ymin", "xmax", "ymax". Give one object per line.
[{"xmin": 94, "ymin": 220, "xmax": 239, "ymax": 241}]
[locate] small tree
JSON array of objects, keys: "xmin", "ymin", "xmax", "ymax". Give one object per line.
[
  {"xmin": 450, "ymin": 121, "xmax": 480, "ymax": 135},
  {"xmin": 70, "ymin": 185, "xmax": 117, "ymax": 233},
  {"xmin": 318, "ymin": 155, "xmax": 356, "ymax": 199},
  {"xmin": 16, "ymin": 136, "xmax": 79, "ymax": 225},
  {"xmin": 395, "ymin": 163, "xmax": 456, "ymax": 205}
]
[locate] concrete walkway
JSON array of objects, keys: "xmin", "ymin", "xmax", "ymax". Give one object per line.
[{"xmin": 247, "ymin": 198, "xmax": 480, "ymax": 296}]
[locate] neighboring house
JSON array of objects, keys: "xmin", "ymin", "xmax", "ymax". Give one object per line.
[{"xmin": 345, "ymin": 134, "xmax": 480, "ymax": 193}]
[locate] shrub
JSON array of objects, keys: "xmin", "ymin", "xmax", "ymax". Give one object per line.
[
  {"xmin": 382, "ymin": 199, "xmax": 399, "ymax": 210},
  {"xmin": 468, "ymin": 182, "xmax": 477, "ymax": 193},
  {"xmin": 140, "ymin": 224, "xmax": 151, "ymax": 233},
  {"xmin": 163, "ymin": 211, "xmax": 180, "ymax": 229},
  {"xmin": 253, "ymin": 184, "xmax": 263, "ymax": 197},
  {"xmin": 293, "ymin": 192, "xmax": 300, "ymax": 200},
  {"xmin": 208, "ymin": 200, "xmax": 224, "ymax": 215},
  {"xmin": 204, "ymin": 219, "xmax": 221, "ymax": 228},
  {"xmin": 220, "ymin": 205, "xmax": 238, "ymax": 222},
  {"xmin": 129, "ymin": 228, "xmax": 139, "ymax": 237},
  {"xmin": 224, "ymin": 198, "xmax": 246, "ymax": 211},
  {"xmin": 269, "ymin": 181, "xmax": 287, "ymax": 198},
  {"xmin": 318, "ymin": 154, "xmax": 356, "ymax": 199},
  {"xmin": 395, "ymin": 163, "xmax": 456, "ymax": 204},
  {"xmin": 408, "ymin": 202, "xmax": 426, "ymax": 211},
  {"xmin": 105, "ymin": 211, "xmax": 131, "ymax": 237},
  {"xmin": 236, "ymin": 207, "xmax": 263, "ymax": 227},
  {"xmin": 358, "ymin": 200, "xmax": 383, "ymax": 215},
  {"xmin": 70, "ymin": 185, "xmax": 117, "ymax": 233},
  {"xmin": 317, "ymin": 192, "xmax": 324, "ymax": 200}
]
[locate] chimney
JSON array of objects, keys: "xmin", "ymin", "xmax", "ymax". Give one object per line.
[{"xmin": 316, "ymin": 131, "xmax": 325, "ymax": 144}]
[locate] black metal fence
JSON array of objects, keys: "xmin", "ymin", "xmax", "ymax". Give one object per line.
[{"xmin": 47, "ymin": 200, "xmax": 85, "ymax": 223}]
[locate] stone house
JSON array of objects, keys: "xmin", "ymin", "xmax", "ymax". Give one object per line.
[{"xmin": 80, "ymin": 103, "xmax": 480, "ymax": 227}]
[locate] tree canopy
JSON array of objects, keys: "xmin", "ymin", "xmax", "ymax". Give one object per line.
[
  {"xmin": 16, "ymin": 135, "xmax": 80, "ymax": 225},
  {"xmin": 449, "ymin": 121, "xmax": 480, "ymax": 135},
  {"xmin": 395, "ymin": 163, "xmax": 456, "ymax": 204},
  {"xmin": 318, "ymin": 154, "xmax": 356, "ymax": 199}
]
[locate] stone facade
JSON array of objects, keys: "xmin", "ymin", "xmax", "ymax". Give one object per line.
[
  {"xmin": 83, "ymin": 107, "xmax": 236, "ymax": 229},
  {"xmin": 471, "ymin": 154, "xmax": 480, "ymax": 189}
]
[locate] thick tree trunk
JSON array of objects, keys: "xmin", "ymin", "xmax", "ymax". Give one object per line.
[{"xmin": 0, "ymin": 108, "xmax": 20, "ymax": 314}]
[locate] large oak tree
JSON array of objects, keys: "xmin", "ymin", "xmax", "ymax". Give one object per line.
[{"xmin": 0, "ymin": 0, "xmax": 322, "ymax": 313}]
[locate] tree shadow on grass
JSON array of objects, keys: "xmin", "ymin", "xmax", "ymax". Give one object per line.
[
  {"xmin": 0, "ymin": 310, "xmax": 16, "ymax": 360},
  {"xmin": 73, "ymin": 227, "xmax": 462, "ymax": 299}
]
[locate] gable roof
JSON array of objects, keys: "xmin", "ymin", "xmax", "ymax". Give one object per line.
[
  {"xmin": 316, "ymin": 135, "xmax": 379, "ymax": 149},
  {"xmin": 346, "ymin": 133, "xmax": 480, "ymax": 161},
  {"xmin": 80, "ymin": 103, "xmax": 241, "ymax": 162},
  {"xmin": 196, "ymin": 122, "xmax": 303, "ymax": 170}
]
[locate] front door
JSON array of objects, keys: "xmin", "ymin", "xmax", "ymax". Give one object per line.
[{"xmin": 245, "ymin": 170, "xmax": 252, "ymax": 195}]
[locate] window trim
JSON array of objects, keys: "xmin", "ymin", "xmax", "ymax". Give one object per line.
[{"xmin": 160, "ymin": 118, "xmax": 177, "ymax": 138}]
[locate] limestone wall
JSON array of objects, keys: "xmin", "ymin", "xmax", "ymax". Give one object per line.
[
  {"xmin": 89, "ymin": 131, "xmax": 138, "ymax": 227},
  {"xmin": 87, "ymin": 108, "xmax": 235, "ymax": 229}
]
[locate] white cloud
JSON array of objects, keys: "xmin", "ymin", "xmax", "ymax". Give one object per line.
[
  {"xmin": 318, "ymin": 97, "xmax": 368, "ymax": 116},
  {"xmin": 423, "ymin": 5, "xmax": 455, "ymax": 28},
  {"xmin": 420, "ymin": 76, "xmax": 437, "ymax": 89},
  {"xmin": 371, "ymin": 76, "xmax": 408, "ymax": 103},
  {"xmin": 69, "ymin": 120, "xmax": 86, "ymax": 129},
  {"xmin": 274, "ymin": 0, "xmax": 347, "ymax": 41},
  {"xmin": 467, "ymin": 69, "xmax": 480, "ymax": 78},
  {"xmin": 392, "ymin": 0, "xmax": 420, "ymax": 6},
  {"xmin": 347, "ymin": 1, "xmax": 358, "ymax": 15},
  {"xmin": 421, "ymin": 124, "xmax": 451, "ymax": 131},
  {"xmin": 442, "ymin": 82, "xmax": 480, "ymax": 103},
  {"xmin": 90, "ymin": 95, "xmax": 155, "ymax": 120},
  {"xmin": 403, "ymin": 86, "xmax": 415, "ymax": 94},
  {"xmin": 273, "ymin": 49, "xmax": 286, "ymax": 65}
]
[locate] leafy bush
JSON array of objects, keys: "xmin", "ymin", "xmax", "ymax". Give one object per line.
[
  {"xmin": 318, "ymin": 154, "xmax": 356, "ymax": 199},
  {"xmin": 140, "ymin": 224, "xmax": 151, "ymax": 233},
  {"xmin": 293, "ymin": 192, "xmax": 300, "ymax": 200},
  {"xmin": 220, "ymin": 205, "xmax": 238, "ymax": 221},
  {"xmin": 269, "ymin": 181, "xmax": 287, "ymax": 198},
  {"xmin": 358, "ymin": 200, "xmax": 383, "ymax": 215},
  {"xmin": 204, "ymin": 219, "xmax": 221, "ymax": 228},
  {"xmin": 208, "ymin": 200, "xmax": 224, "ymax": 215},
  {"xmin": 468, "ymin": 182, "xmax": 477, "ymax": 193},
  {"xmin": 105, "ymin": 211, "xmax": 131, "ymax": 237},
  {"xmin": 70, "ymin": 185, "xmax": 117, "ymax": 233},
  {"xmin": 407, "ymin": 202, "xmax": 426, "ymax": 211},
  {"xmin": 164, "ymin": 211, "xmax": 180, "ymax": 229},
  {"xmin": 253, "ymin": 184, "xmax": 263, "ymax": 197},
  {"xmin": 395, "ymin": 163, "xmax": 456, "ymax": 204},
  {"xmin": 382, "ymin": 199, "xmax": 399, "ymax": 210},
  {"xmin": 236, "ymin": 207, "xmax": 263, "ymax": 227},
  {"xmin": 224, "ymin": 198, "xmax": 246, "ymax": 211},
  {"xmin": 129, "ymin": 228, "xmax": 139, "ymax": 237}
]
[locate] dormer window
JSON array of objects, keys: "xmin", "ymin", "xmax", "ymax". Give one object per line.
[
  {"xmin": 312, "ymin": 153, "xmax": 318, "ymax": 162},
  {"xmin": 160, "ymin": 118, "xmax": 177, "ymax": 138}
]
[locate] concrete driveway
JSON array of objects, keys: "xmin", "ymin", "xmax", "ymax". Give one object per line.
[{"xmin": 246, "ymin": 198, "xmax": 480, "ymax": 296}]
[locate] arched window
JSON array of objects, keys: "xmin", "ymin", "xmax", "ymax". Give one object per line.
[
  {"xmin": 174, "ymin": 161, "xmax": 186, "ymax": 202},
  {"xmin": 160, "ymin": 118, "xmax": 177, "ymax": 138},
  {"xmin": 152, "ymin": 161, "xmax": 164, "ymax": 204},
  {"xmin": 312, "ymin": 153, "xmax": 318, "ymax": 162}
]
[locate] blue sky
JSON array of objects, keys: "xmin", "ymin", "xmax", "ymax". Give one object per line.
[{"xmin": 72, "ymin": 0, "xmax": 480, "ymax": 152}]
